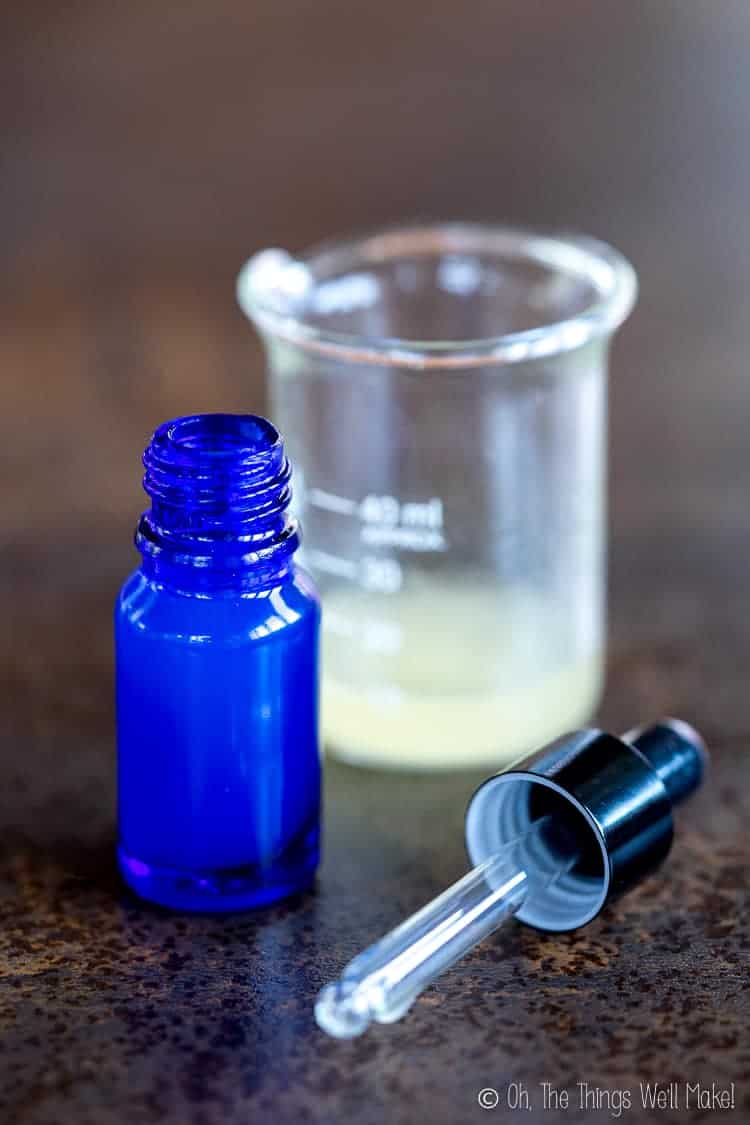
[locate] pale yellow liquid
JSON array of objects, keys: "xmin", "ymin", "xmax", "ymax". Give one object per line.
[{"xmin": 321, "ymin": 582, "xmax": 602, "ymax": 771}]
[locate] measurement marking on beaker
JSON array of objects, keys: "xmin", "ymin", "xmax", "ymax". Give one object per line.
[
  {"xmin": 305, "ymin": 488, "xmax": 446, "ymax": 552},
  {"xmin": 360, "ymin": 556, "xmax": 403, "ymax": 593},
  {"xmin": 360, "ymin": 525, "xmax": 446, "ymax": 551},
  {"xmin": 305, "ymin": 549, "xmax": 403, "ymax": 592},
  {"xmin": 358, "ymin": 494, "xmax": 447, "ymax": 552},
  {"xmin": 305, "ymin": 549, "xmax": 358, "ymax": 579},
  {"xmin": 307, "ymin": 488, "xmax": 357, "ymax": 516}
]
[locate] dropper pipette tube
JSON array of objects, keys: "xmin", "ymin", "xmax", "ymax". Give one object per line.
[
  {"xmin": 315, "ymin": 817, "xmax": 574, "ymax": 1038},
  {"xmin": 315, "ymin": 719, "xmax": 708, "ymax": 1040}
]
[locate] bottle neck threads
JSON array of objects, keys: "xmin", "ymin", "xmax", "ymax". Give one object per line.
[{"xmin": 136, "ymin": 414, "xmax": 299, "ymax": 590}]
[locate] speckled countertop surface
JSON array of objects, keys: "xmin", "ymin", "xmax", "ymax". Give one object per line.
[
  {"xmin": 1, "ymin": 537, "xmax": 748, "ymax": 1125},
  {"xmin": 4, "ymin": 3, "xmax": 750, "ymax": 1109}
]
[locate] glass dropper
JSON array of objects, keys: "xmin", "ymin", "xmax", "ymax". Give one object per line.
[
  {"xmin": 315, "ymin": 816, "xmax": 577, "ymax": 1038},
  {"xmin": 315, "ymin": 719, "xmax": 708, "ymax": 1040}
]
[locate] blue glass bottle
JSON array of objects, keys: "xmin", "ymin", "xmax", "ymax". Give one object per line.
[{"xmin": 115, "ymin": 413, "xmax": 320, "ymax": 911}]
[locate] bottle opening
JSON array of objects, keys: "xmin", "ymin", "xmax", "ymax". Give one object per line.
[
  {"xmin": 163, "ymin": 413, "xmax": 280, "ymax": 460},
  {"xmin": 137, "ymin": 413, "xmax": 298, "ymax": 586}
]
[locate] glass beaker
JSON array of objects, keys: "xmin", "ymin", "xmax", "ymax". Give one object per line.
[{"xmin": 237, "ymin": 223, "xmax": 636, "ymax": 771}]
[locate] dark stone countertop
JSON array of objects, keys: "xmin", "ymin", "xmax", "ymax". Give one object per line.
[
  {"xmin": 3, "ymin": 4, "xmax": 750, "ymax": 1119},
  {"xmin": 0, "ymin": 552, "xmax": 748, "ymax": 1125}
]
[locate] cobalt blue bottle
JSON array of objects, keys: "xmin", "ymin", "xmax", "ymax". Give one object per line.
[{"xmin": 115, "ymin": 414, "xmax": 320, "ymax": 911}]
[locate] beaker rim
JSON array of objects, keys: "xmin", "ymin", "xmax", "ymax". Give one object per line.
[{"xmin": 237, "ymin": 222, "xmax": 637, "ymax": 370}]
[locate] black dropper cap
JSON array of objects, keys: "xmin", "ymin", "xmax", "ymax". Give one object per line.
[
  {"xmin": 625, "ymin": 719, "xmax": 708, "ymax": 805},
  {"xmin": 465, "ymin": 718, "xmax": 708, "ymax": 933}
]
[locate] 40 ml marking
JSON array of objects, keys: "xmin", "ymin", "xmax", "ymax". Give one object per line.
[{"xmin": 307, "ymin": 489, "xmax": 447, "ymax": 553}]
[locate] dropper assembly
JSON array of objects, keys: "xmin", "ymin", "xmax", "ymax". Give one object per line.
[{"xmin": 316, "ymin": 719, "xmax": 707, "ymax": 1039}]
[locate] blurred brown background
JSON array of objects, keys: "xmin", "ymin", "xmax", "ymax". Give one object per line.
[
  {"xmin": 1, "ymin": 4, "xmax": 749, "ymax": 1124},
  {"xmin": 4, "ymin": 0, "xmax": 750, "ymax": 543},
  {"xmin": 3, "ymin": 0, "xmax": 750, "ymax": 746}
]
